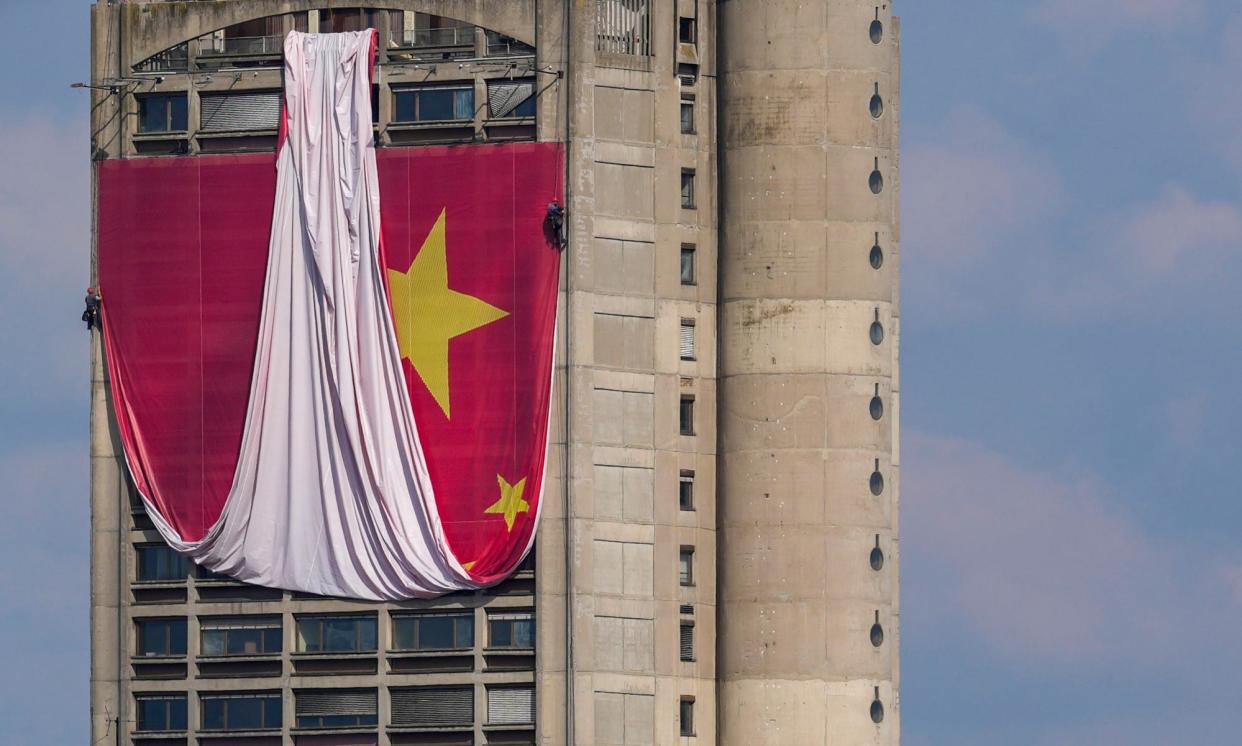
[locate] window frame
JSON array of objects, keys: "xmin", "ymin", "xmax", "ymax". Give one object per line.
[
  {"xmin": 294, "ymin": 688, "xmax": 379, "ymax": 730},
  {"xmin": 679, "ymin": 621, "xmax": 695, "ymax": 662},
  {"xmin": 200, "ymin": 616, "xmax": 283, "ymax": 658},
  {"xmin": 679, "ymin": 318, "xmax": 696, "ymax": 361},
  {"xmin": 680, "ymin": 168, "xmax": 697, "ymax": 209},
  {"xmin": 680, "ymin": 244, "xmax": 697, "ymax": 285},
  {"xmin": 392, "ymin": 84, "xmax": 475, "ymax": 124},
  {"xmin": 199, "ymin": 691, "xmax": 283, "ymax": 732},
  {"xmin": 679, "ymin": 546, "xmax": 695, "ymax": 587},
  {"xmin": 487, "ymin": 611, "xmax": 535, "ymax": 650},
  {"xmin": 679, "ymin": 696, "xmax": 696, "ymax": 737},
  {"xmin": 391, "ymin": 612, "xmax": 475, "ymax": 652},
  {"xmin": 678, "ymin": 16, "xmax": 697, "ymax": 44},
  {"xmin": 679, "ymin": 394, "xmax": 696, "ymax": 436},
  {"xmin": 294, "ymin": 613, "xmax": 378, "ymax": 655},
  {"xmin": 137, "ymin": 93, "xmax": 188, "ymax": 134},
  {"xmin": 135, "ymin": 693, "xmax": 188, "ymax": 733},
  {"xmin": 135, "ymin": 543, "xmax": 191, "ymax": 584},
  {"xmin": 678, "ymin": 470, "xmax": 695, "ymax": 511},
  {"xmin": 680, "ymin": 96, "xmax": 696, "ymax": 134},
  {"xmin": 135, "ymin": 617, "xmax": 187, "ymax": 658}
]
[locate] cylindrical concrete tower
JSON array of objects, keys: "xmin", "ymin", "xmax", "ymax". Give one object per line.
[{"xmin": 717, "ymin": 1, "xmax": 900, "ymax": 743}]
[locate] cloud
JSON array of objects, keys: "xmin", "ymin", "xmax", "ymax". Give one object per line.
[
  {"xmin": 904, "ymin": 431, "xmax": 1242, "ymax": 666},
  {"xmin": 903, "ymin": 108, "xmax": 1062, "ymax": 315}
]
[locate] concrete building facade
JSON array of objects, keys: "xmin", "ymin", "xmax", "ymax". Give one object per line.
[{"xmin": 87, "ymin": 2, "xmax": 899, "ymax": 744}]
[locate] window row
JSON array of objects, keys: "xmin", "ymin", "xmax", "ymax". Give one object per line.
[
  {"xmin": 136, "ymin": 684, "xmax": 534, "ymax": 732},
  {"xmin": 134, "ymin": 610, "xmax": 534, "ymax": 657},
  {"xmin": 136, "ymin": 79, "xmax": 536, "ymax": 135}
]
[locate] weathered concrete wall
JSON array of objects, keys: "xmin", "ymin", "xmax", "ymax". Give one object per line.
[{"xmin": 717, "ymin": 0, "xmax": 901, "ymax": 743}]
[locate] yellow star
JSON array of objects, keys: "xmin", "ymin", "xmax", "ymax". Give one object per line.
[
  {"xmin": 388, "ymin": 208, "xmax": 509, "ymax": 418},
  {"xmin": 485, "ymin": 474, "xmax": 530, "ymax": 532}
]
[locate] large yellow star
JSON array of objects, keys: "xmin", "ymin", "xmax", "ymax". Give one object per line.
[
  {"xmin": 485, "ymin": 474, "xmax": 530, "ymax": 532},
  {"xmin": 388, "ymin": 209, "xmax": 508, "ymax": 418}
]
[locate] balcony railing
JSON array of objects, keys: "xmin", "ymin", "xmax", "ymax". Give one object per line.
[
  {"xmin": 200, "ymin": 35, "xmax": 284, "ymax": 57},
  {"xmin": 394, "ymin": 26, "xmax": 475, "ymax": 49}
]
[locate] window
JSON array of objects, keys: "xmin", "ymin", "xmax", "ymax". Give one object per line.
[
  {"xmin": 392, "ymin": 613, "xmax": 474, "ymax": 651},
  {"xmin": 201, "ymin": 692, "xmax": 282, "ymax": 731},
  {"xmin": 200, "ymin": 617, "xmax": 282, "ymax": 657},
  {"xmin": 488, "ymin": 611, "xmax": 535, "ymax": 649},
  {"xmin": 596, "ymin": 0, "xmax": 652, "ymax": 57},
  {"xmin": 135, "ymin": 544, "xmax": 190, "ymax": 583},
  {"xmin": 136, "ymin": 694, "xmax": 187, "ymax": 732},
  {"xmin": 488, "ymin": 685, "xmax": 535, "ymax": 725},
  {"xmin": 679, "ymin": 547, "xmax": 694, "ymax": 586},
  {"xmin": 391, "ymin": 686, "xmax": 474, "ymax": 727},
  {"xmin": 680, "ymin": 244, "xmax": 697, "ymax": 285},
  {"xmin": 393, "ymin": 85, "xmax": 474, "ymax": 123},
  {"xmin": 680, "ymin": 319, "xmax": 696, "ymax": 360},
  {"xmin": 680, "ymin": 622, "xmax": 694, "ymax": 661},
  {"xmin": 679, "ymin": 395, "xmax": 695, "ymax": 436},
  {"xmin": 295, "ymin": 614, "xmax": 377, "ymax": 654},
  {"xmin": 679, "ymin": 697, "xmax": 695, "ymax": 736},
  {"xmin": 136, "ymin": 618, "xmax": 186, "ymax": 657},
  {"xmin": 324, "ymin": 8, "xmax": 383, "ymax": 33},
  {"xmin": 677, "ymin": 63, "xmax": 699, "ymax": 87},
  {"xmin": 137, "ymin": 94, "xmax": 188, "ymax": 133},
  {"xmin": 295, "ymin": 688, "xmax": 377, "ymax": 729},
  {"xmin": 679, "ymin": 470, "xmax": 695, "ymax": 511},
  {"xmin": 199, "ymin": 90, "xmax": 281, "ymax": 132},
  {"xmin": 679, "ymin": 16, "xmax": 697, "ymax": 44},
  {"xmin": 681, "ymin": 169, "xmax": 696, "ymax": 209},
  {"xmin": 680, "ymin": 96, "xmax": 695, "ymax": 134},
  {"xmin": 488, "ymin": 79, "xmax": 536, "ymax": 119}
]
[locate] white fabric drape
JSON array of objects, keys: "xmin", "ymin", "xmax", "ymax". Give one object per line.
[{"xmin": 141, "ymin": 30, "xmax": 480, "ymax": 600}]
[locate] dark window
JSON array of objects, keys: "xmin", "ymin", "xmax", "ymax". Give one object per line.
[
  {"xmin": 393, "ymin": 86, "xmax": 474, "ymax": 123},
  {"xmin": 137, "ymin": 94, "xmax": 188, "ymax": 133},
  {"xmin": 323, "ymin": 8, "xmax": 383, "ymax": 33},
  {"xmin": 679, "ymin": 547, "xmax": 694, "ymax": 586},
  {"xmin": 392, "ymin": 613, "xmax": 474, "ymax": 651},
  {"xmin": 200, "ymin": 617, "xmax": 282, "ymax": 657},
  {"xmin": 201, "ymin": 692, "xmax": 282, "ymax": 731},
  {"xmin": 680, "ymin": 697, "xmax": 695, "ymax": 736},
  {"xmin": 680, "ymin": 622, "xmax": 694, "ymax": 661},
  {"xmin": 680, "ymin": 97, "xmax": 695, "ymax": 134},
  {"xmin": 295, "ymin": 614, "xmax": 377, "ymax": 654},
  {"xmin": 488, "ymin": 612, "xmax": 535, "ymax": 649},
  {"xmin": 136, "ymin": 694, "xmax": 187, "ymax": 732},
  {"xmin": 677, "ymin": 63, "xmax": 699, "ymax": 87},
  {"xmin": 295, "ymin": 688, "xmax": 378, "ymax": 729},
  {"xmin": 135, "ymin": 544, "xmax": 190, "ymax": 583},
  {"xmin": 680, "ymin": 169, "xmax": 696, "ymax": 209},
  {"xmin": 679, "ymin": 395, "xmax": 695, "ymax": 436},
  {"xmin": 678, "ymin": 470, "xmax": 694, "ymax": 511},
  {"xmin": 136, "ymin": 618, "xmax": 187, "ymax": 657},
  {"xmin": 680, "ymin": 244, "xmax": 696, "ymax": 285},
  {"xmin": 679, "ymin": 17, "xmax": 697, "ymax": 44}
]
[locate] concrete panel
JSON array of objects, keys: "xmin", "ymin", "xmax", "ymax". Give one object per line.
[{"xmin": 594, "ymin": 162, "xmax": 655, "ymax": 221}]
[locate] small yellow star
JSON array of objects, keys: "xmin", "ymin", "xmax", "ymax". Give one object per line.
[
  {"xmin": 485, "ymin": 474, "xmax": 530, "ymax": 532},
  {"xmin": 388, "ymin": 208, "xmax": 509, "ymax": 418}
]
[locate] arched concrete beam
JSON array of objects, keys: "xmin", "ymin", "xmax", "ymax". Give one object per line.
[{"xmin": 123, "ymin": 0, "xmax": 534, "ymax": 66}]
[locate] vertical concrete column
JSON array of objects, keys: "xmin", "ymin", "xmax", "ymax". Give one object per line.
[{"xmin": 717, "ymin": 1, "xmax": 899, "ymax": 744}]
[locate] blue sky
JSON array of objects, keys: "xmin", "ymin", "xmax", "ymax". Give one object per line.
[{"xmin": 1, "ymin": 1, "xmax": 1240, "ymax": 743}]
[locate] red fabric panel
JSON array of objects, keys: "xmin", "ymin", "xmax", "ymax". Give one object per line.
[{"xmin": 97, "ymin": 143, "xmax": 562, "ymax": 583}]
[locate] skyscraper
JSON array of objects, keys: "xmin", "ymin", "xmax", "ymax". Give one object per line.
[{"xmin": 88, "ymin": 2, "xmax": 899, "ymax": 744}]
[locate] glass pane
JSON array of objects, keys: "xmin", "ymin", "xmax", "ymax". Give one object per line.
[
  {"xmin": 418, "ymin": 89, "xmax": 455, "ymax": 121},
  {"xmin": 139, "ymin": 97, "xmax": 166, "ymax": 133},
  {"xmin": 229, "ymin": 628, "xmax": 263, "ymax": 655},
  {"xmin": 393, "ymin": 618, "xmax": 416, "ymax": 650},
  {"xmin": 264, "ymin": 696, "xmax": 282, "ymax": 728},
  {"xmin": 201, "ymin": 698, "xmax": 225, "ymax": 730},
  {"xmin": 169, "ymin": 619, "xmax": 187, "ymax": 655},
  {"xmin": 394, "ymin": 92, "xmax": 416, "ymax": 122},
  {"xmin": 264, "ymin": 628, "xmax": 282, "ymax": 654},
  {"xmin": 453, "ymin": 89, "xmax": 474, "ymax": 120},
  {"xmin": 228, "ymin": 697, "xmax": 263, "ymax": 730},
  {"xmin": 491, "ymin": 620, "xmax": 512, "ymax": 647},
  {"xmin": 169, "ymin": 697, "xmax": 187, "ymax": 731},
  {"xmin": 419, "ymin": 616, "xmax": 455, "ymax": 649},
  {"xmin": 296, "ymin": 619, "xmax": 320, "ymax": 652},
  {"xmin": 201, "ymin": 629, "xmax": 225, "ymax": 656},
  {"xmin": 137, "ymin": 699, "xmax": 166, "ymax": 730},
  {"xmin": 680, "ymin": 249, "xmax": 694, "ymax": 283},
  {"xmin": 324, "ymin": 618, "xmax": 357, "ymax": 652},
  {"xmin": 358, "ymin": 617, "xmax": 377, "ymax": 651},
  {"xmin": 512, "ymin": 96, "xmax": 536, "ymax": 118},
  {"xmin": 456, "ymin": 616, "xmax": 474, "ymax": 648},
  {"xmin": 513, "ymin": 619, "xmax": 535, "ymax": 648},
  {"xmin": 169, "ymin": 95, "xmax": 188, "ymax": 131},
  {"xmin": 681, "ymin": 103, "xmax": 693, "ymax": 133}
]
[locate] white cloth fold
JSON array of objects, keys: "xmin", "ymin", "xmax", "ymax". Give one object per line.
[{"xmin": 142, "ymin": 30, "xmax": 480, "ymax": 600}]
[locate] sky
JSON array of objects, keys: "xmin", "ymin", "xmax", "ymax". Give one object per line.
[{"xmin": 1, "ymin": 1, "xmax": 1240, "ymax": 743}]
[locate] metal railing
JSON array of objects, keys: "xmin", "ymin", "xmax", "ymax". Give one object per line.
[
  {"xmin": 394, "ymin": 26, "xmax": 475, "ymax": 49},
  {"xmin": 200, "ymin": 35, "xmax": 284, "ymax": 57}
]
